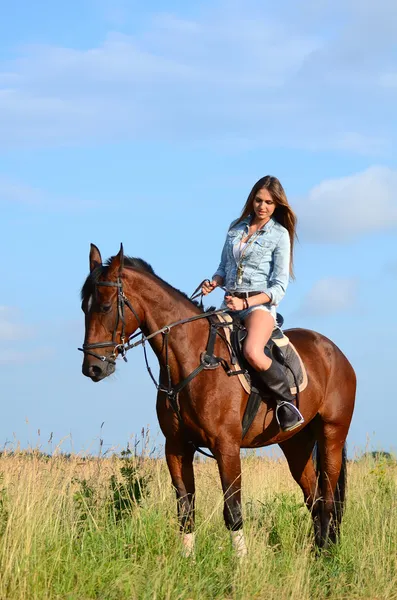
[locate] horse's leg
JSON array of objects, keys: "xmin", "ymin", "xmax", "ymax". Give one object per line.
[
  {"xmin": 279, "ymin": 422, "xmax": 323, "ymax": 547},
  {"xmin": 326, "ymin": 442, "xmax": 347, "ymax": 545},
  {"xmin": 213, "ymin": 442, "xmax": 247, "ymax": 557},
  {"xmin": 165, "ymin": 439, "xmax": 196, "ymax": 557},
  {"xmin": 316, "ymin": 421, "xmax": 349, "ymax": 549}
]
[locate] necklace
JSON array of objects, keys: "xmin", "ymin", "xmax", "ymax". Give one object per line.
[
  {"xmin": 236, "ymin": 231, "xmax": 260, "ymax": 284},
  {"xmin": 236, "ymin": 220, "xmax": 269, "ymax": 284}
]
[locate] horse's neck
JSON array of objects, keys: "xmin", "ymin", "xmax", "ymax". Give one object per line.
[
  {"xmin": 139, "ymin": 280, "xmax": 201, "ymax": 333},
  {"xmin": 128, "ymin": 271, "xmax": 207, "ymax": 372}
]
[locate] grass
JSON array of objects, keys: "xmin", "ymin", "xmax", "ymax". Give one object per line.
[{"xmin": 0, "ymin": 449, "xmax": 395, "ymax": 600}]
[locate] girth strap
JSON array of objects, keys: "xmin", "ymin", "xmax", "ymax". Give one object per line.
[{"xmin": 154, "ymin": 318, "xmax": 223, "ymax": 461}]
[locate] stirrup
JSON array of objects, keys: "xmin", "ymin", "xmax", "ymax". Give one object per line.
[{"xmin": 275, "ymin": 401, "xmax": 304, "ymax": 432}]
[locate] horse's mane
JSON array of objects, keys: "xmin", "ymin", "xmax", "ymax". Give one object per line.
[{"xmin": 81, "ymin": 255, "xmax": 203, "ymax": 312}]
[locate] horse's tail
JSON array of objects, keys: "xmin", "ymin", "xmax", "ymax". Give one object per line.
[{"xmin": 313, "ymin": 441, "xmax": 347, "ymax": 522}]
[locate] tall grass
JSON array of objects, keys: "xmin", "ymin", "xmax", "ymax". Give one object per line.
[{"xmin": 0, "ymin": 449, "xmax": 395, "ymax": 600}]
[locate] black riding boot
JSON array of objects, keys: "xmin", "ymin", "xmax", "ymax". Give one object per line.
[{"xmin": 258, "ymin": 360, "xmax": 304, "ymax": 432}]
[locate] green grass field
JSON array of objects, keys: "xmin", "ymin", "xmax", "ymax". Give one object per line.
[{"xmin": 0, "ymin": 449, "xmax": 395, "ymax": 600}]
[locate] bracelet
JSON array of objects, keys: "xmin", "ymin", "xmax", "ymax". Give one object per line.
[{"xmin": 243, "ymin": 298, "xmax": 249, "ymax": 310}]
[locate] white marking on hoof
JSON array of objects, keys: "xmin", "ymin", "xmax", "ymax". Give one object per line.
[
  {"xmin": 181, "ymin": 532, "xmax": 195, "ymax": 558},
  {"xmin": 230, "ymin": 530, "xmax": 248, "ymax": 558}
]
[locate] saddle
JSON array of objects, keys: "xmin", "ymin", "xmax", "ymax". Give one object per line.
[{"xmin": 210, "ymin": 312, "xmax": 307, "ymax": 438}]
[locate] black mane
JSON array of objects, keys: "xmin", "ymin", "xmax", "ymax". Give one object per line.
[
  {"xmin": 80, "ymin": 255, "xmax": 203, "ymax": 311},
  {"xmin": 114, "ymin": 256, "xmax": 155, "ymax": 274}
]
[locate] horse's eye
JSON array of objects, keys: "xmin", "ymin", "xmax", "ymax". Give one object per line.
[{"xmin": 101, "ymin": 303, "xmax": 112, "ymax": 314}]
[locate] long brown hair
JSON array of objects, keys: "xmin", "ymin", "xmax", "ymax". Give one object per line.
[{"xmin": 236, "ymin": 175, "xmax": 297, "ymax": 278}]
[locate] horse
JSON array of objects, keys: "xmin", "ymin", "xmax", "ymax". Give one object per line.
[{"xmin": 80, "ymin": 244, "xmax": 356, "ymax": 557}]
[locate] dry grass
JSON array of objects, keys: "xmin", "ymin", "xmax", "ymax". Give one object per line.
[{"xmin": 0, "ymin": 448, "xmax": 395, "ymax": 599}]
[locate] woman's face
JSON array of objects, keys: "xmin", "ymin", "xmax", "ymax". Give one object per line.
[{"xmin": 252, "ymin": 188, "xmax": 276, "ymax": 222}]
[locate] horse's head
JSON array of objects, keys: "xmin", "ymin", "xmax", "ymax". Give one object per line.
[{"xmin": 80, "ymin": 244, "xmax": 143, "ymax": 382}]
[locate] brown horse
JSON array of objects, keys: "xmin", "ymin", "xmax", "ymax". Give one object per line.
[{"xmin": 80, "ymin": 244, "xmax": 356, "ymax": 556}]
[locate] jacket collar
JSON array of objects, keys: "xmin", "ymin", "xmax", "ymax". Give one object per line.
[{"xmin": 242, "ymin": 214, "xmax": 276, "ymax": 233}]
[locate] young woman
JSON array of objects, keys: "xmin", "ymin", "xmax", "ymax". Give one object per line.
[{"xmin": 202, "ymin": 175, "xmax": 304, "ymax": 432}]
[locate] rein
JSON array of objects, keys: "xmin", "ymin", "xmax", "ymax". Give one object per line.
[
  {"xmin": 79, "ymin": 278, "xmax": 227, "ymax": 363},
  {"xmin": 79, "ymin": 276, "xmax": 231, "ymax": 459}
]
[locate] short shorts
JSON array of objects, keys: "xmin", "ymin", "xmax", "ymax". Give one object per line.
[{"xmin": 220, "ymin": 300, "xmax": 277, "ymax": 323}]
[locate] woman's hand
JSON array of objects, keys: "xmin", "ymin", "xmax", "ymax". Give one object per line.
[
  {"xmin": 225, "ymin": 295, "xmax": 245, "ymax": 311},
  {"xmin": 202, "ymin": 278, "xmax": 221, "ymax": 295}
]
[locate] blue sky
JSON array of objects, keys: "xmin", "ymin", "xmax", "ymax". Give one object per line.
[{"xmin": 1, "ymin": 0, "xmax": 396, "ymax": 456}]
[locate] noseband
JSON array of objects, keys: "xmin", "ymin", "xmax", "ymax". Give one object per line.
[{"xmin": 78, "ymin": 277, "xmax": 142, "ymax": 364}]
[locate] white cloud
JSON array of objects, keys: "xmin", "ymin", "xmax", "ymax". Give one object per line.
[
  {"xmin": 324, "ymin": 133, "xmax": 390, "ymax": 156},
  {"xmin": 0, "ymin": 1, "xmax": 395, "ymax": 151},
  {"xmin": 0, "ymin": 307, "xmax": 55, "ymax": 363},
  {"xmin": 298, "ymin": 166, "xmax": 397, "ymax": 242},
  {"xmin": 0, "ymin": 176, "xmax": 98, "ymax": 210},
  {"xmin": 379, "ymin": 72, "xmax": 397, "ymax": 89},
  {"xmin": 0, "ymin": 18, "xmax": 319, "ymax": 148},
  {"xmin": 0, "ymin": 347, "xmax": 54, "ymax": 364},
  {"xmin": 0, "ymin": 177, "xmax": 45, "ymax": 206},
  {"xmin": 0, "ymin": 306, "xmax": 32, "ymax": 341},
  {"xmin": 299, "ymin": 277, "xmax": 358, "ymax": 316},
  {"xmin": 298, "ymin": 0, "xmax": 397, "ymax": 82}
]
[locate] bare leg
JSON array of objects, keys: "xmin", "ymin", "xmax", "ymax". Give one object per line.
[
  {"xmin": 214, "ymin": 441, "xmax": 247, "ymax": 557},
  {"xmin": 243, "ymin": 310, "xmax": 275, "ymax": 370},
  {"xmin": 165, "ymin": 440, "xmax": 196, "ymax": 556}
]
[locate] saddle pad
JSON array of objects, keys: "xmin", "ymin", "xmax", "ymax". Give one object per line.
[{"xmin": 216, "ymin": 313, "xmax": 308, "ymax": 395}]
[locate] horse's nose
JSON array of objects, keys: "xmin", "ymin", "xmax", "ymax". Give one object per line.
[
  {"xmin": 88, "ymin": 364, "xmax": 103, "ymax": 379},
  {"xmin": 83, "ymin": 362, "xmax": 105, "ymax": 380}
]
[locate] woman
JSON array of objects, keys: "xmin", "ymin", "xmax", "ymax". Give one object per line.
[{"xmin": 202, "ymin": 175, "xmax": 304, "ymax": 432}]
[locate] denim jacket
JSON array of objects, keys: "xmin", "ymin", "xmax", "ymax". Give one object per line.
[{"xmin": 212, "ymin": 215, "xmax": 291, "ymax": 306}]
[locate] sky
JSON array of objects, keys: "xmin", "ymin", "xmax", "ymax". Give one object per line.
[{"xmin": 1, "ymin": 0, "xmax": 396, "ymax": 457}]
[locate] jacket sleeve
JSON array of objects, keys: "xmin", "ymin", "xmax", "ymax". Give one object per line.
[
  {"xmin": 212, "ymin": 238, "xmax": 228, "ymax": 280},
  {"xmin": 262, "ymin": 229, "xmax": 291, "ymax": 305},
  {"xmin": 212, "ymin": 219, "xmax": 239, "ymax": 281}
]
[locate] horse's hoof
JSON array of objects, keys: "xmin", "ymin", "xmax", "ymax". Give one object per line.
[
  {"xmin": 181, "ymin": 532, "xmax": 196, "ymax": 559},
  {"xmin": 230, "ymin": 530, "xmax": 248, "ymax": 558}
]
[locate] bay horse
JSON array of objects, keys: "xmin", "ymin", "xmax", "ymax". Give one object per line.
[{"xmin": 80, "ymin": 244, "xmax": 356, "ymax": 556}]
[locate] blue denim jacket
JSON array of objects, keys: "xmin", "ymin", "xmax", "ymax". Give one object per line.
[{"xmin": 212, "ymin": 216, "xmax": 291, "ymax": 306}]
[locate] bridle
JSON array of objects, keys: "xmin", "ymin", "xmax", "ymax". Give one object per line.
[{"xmin": 78, "ymin": 276, "xmax": 142, "ymax": 365}]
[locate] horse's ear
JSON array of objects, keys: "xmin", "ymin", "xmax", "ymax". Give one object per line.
[
  {"xmin": 108, "ymin": 243, "xmax": 124, "ymax": 278},
  {"xmin": 119, "ymin": 243, "xmax": 124, "ymax": 273},
  {"xmin": 89, "ymin": 244, "xmax": 102, "ymax": 272}
]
